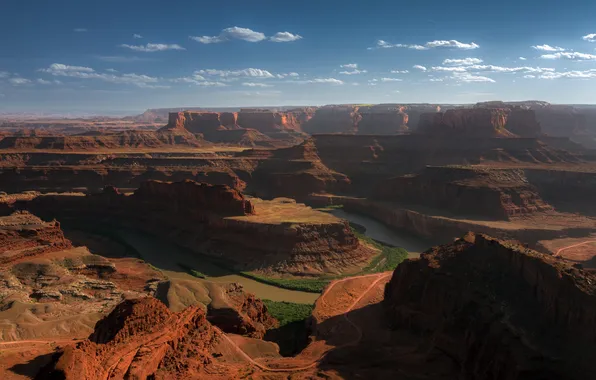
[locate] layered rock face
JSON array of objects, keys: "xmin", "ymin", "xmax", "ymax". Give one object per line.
[
  {"xmin": 375, "ymin": 166, "xmax": 553, "ymax": 220},
  {"xmin": 384, "ymin": 233, "xmax": 596, "ymax": 380},
  {"xmin": 248, "ymin": 139, "xmax": 351, "ymax": 199},
  {"xmin": 42, "ymin": 298, "xmax": 225, "ymax": 379},
  {"xmin": 417, "ymin": 108, "xmax": 514, "ymax": 137},
  {"xmin": 165, "ymin": 111, "xmax": 238, "ymax": 133},
  {"xmin": 0, "ymin": 211, "xmax": 71, "ymax": 264},
  {"xmin": 356, "ymin": 105, "xmax": 408, "ymax": 134},
  {"xmin": 237, "ymin": 109, "xmax": 302, "ymax": 133},
  {"xmin": 134, "ymin": 179, "xmax": 255, "ymax": 216},
  {"xmin": 23, "ymin": 180, "xmax": 371, "ymax": 275},
  {"xmin": 504, "ymin": 108, "xmax": 542, "ymax": 137},
  {"xmin": 0, "ymin": 130, "xmax": 209, "ymax": 150},
  {"xmin": 302, "ymin": 105, "xmax": 360, "ymax": 134}
]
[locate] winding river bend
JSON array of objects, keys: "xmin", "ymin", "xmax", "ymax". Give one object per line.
[
  {"xmin": 115, "ymin": 210, "xmax": 433, "ymax": 304},
  {"xmin": 326, "ymin": 209, "xmax": 432, "ymax": 259}
]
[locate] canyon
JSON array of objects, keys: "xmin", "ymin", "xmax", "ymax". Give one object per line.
[{"xmin": 1, "ymin": 101, "xmax": 596, "ymax": 379}]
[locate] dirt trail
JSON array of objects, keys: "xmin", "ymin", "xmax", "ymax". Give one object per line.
[
  {"xmin": 554, "ymin": 240, "xmax": 596, "ymax": 257},
  {"xmin": 219, "ymin": 272, "xmax": 392, "ymax": 372},
  {"xmin": 0, "ymin": 272, "xmax": 392, "ymax": 375}
]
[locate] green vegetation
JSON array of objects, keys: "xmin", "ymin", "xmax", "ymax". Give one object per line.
[
  {"xmin": 178, "ymin": 263, "xmax": 206, "ymax": 279},
  {"xmin": 239, "ymin": 272, "xmax": 330, "ymax": 293},
  {"xmin": 263, "ymin": 300, "xmax": 314, "ymax": 327},
  {"xmin": 353, "ymin": 228, "xmax": 409, "ymax": 273}
]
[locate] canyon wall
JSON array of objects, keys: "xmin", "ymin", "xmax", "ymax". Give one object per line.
[
  {"xmin": 384, "ymin": 233, "xmax": 596, "ymax": 379},
  {"xmin": 22, "ymin": 180, "xmax": 372, "ymax": 275},
  {"xmin": 375, "ymin": 167, "xmax": 553, "ymax": 220}
]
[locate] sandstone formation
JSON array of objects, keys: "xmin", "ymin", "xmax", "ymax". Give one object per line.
[
  {"xmin": 375, "ymin": 166, "xmax": 553, "ymax": 220},
  {"xmin": 384, "ymin": 233, "xmax": 596, "ymax": 379},
  {"xmin": 247, "ymin": 139, "xmax": 351, "ymax": 199},
  {"xmin": 417, "ymin": 108, "xmax": 515, "ymax": 137},
  {"xmin": 22, "ymin": 180, "xmax": 374, "ymax": 275},
  {"xmin": 41, "ymin": 298, "xmax": 230, "ymax": 379},
  {"xmin": 302, "ymin": 105, "xmax": 360, "ymax": 134},
  {"xmin": 0, "ymin": 211, "xmax": 71, "ymax": 264},
  {"xmin": 356, "ymin": 105, "xmax": 409, "ymax": 134}
]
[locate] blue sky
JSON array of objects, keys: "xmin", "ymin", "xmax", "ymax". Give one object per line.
[{"xmin": 2, "ymin": 0, "xmax": 596, "ymax": 114}]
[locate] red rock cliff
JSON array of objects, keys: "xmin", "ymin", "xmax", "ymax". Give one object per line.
[
  {"xmin": 417, "ymin": 108, "xmax": 513, "ymax": 137},
  {"xmin": 384, "ymin": 233, "xmax": 596, "ymax": 379},
  {"xmin": 236, "ymin": 110, "xmax": 302, "ymax": 133},
  {"xmin": 164, "ymin": 111, "xmax": 238, "ymax": 134},
  {"xmin": 357, "ymin": 105, "xmax": 409, "ymax": 134},
  {"xmin": 134, "ymin": 180, "xmax": 255, "ymax": 216}
]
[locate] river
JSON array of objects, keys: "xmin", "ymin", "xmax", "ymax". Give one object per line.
[
  {"xmin": 115, "ymin": 210, "xmax": 432, "ymax": 305},
  {"xmin": 325, "ymin": 209, "xmax": 432, "ymax": 259}
]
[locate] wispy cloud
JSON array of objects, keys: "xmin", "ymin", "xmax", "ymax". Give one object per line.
[
  {"xmin": 582, "ymin": 33, "xmax": 596, "ymax": 42},
  {"xmin": 525, "ymin": 69, "xmax": 596, "ymax": 79},
  {"xmin": 340, "ymin": 63, "xmax": 358, "ymax": 69},
  {"xmin": 532, "ymin": 44, "xmax": 566, "ymax": 52},
  {"xmin": 275, "ymin": 72, "xmax": 299, "ymax": 78},
  {"xmin": 197, "ymin": 68, "xmax": 275, "ymax": 78},
  {"xmin": 242, "ymin": 82, "xmax": 273, "ymax": 87},
  {"xmin": 39, "ymin": 63, "xmax": 166, "ymax": 88},
  {"xmin": 133, "ymin": 34, "xmax": 143, "ymax": 39},
  {"xmin": 289, "ymin": 78, "xmax": 344, "ymax": 85},
  {"xmin": 413, "ymin": 65, "xmax": 427, "ymax": 71},
  {"xmin": 540, "ymin": 52, "xmax": 596, "ymax": 61},
  {"xmin": 519, "ymin": 57, "xmax": 527, "ymax": 61},
  {"xmin": 442, "ymin": 57, "xmax": 483, "ymax": 66},
  {"xmin": 36, "ymin": 78, "xmax": 61, "ymax": 85},
  {"xmin": 452, "ymin": 72, "xmax": 495, "ymax": 83},
  {"xmin": 270, "ymin": 32, "xmax": 302, "ymax": 42},
  {"xmin": 9, "ymin": 77, "xmax": 32, "ymax": 85},
  {"xmin": 73, "ymin": 28, "xmax": 87, "ymax": 32},
  {"xmin": 0, "ymin": 71, "xmax": 10, "ymax": 78},
  {"xmin": 373, "ymin": 39, "xmax": 479, "ymax": 50},
  {"xmin": 191, "ymin": 27, "xmax": 302, "ymax": 44},
  {"xmin": 339, "ymin": 69, "xmax": 367, "ymax": 75},
  {"xmin": 106, "ymin": 68, "xmax": 118, "ymax": 73},
  {"xmin": 390, "ymin": 70, "xmax": 409, "ymax": 74},
  {"xmin": 119, "ymin": 43, "xmax": 185, "ymax": 52},
  {"xmin": 380, "ymin": 77, "xmax": 402, "ymax": 82}
]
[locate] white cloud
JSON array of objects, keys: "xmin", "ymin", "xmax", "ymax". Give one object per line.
[
  {"xmin": 120, "ymin": 43, "xmax": 185, "ymax": 52},
  {"xmin": 275, "ymin": 72, "xmax": 299, "ymax": 78},
  {"xmin": 413, "ymin": 65, "xmax": 427, "ymax": 71},
  {"xmin": 531, "ymin": 69, "xmax": 596, "ymax": 79},
  {"xmin": 290, "ymin": 78, "xmax": 344, "ymax": 85},
  {"xmin": 106, "ymin": 68, "xmax": 118, "ymax": 73},
  {"xmin": 374, "ymin": 40, "xmax": 427, "ymax": 50},
  {"xmin": 532, "ymin": 44, "xmax": 566, "ymax": 52},
  {"xmin": 0, "ymin": 71, "xmax": 9, "ymax": 78},
  {"xmin": 452, "ymin": 72, "xmax": 495, "ymax": 83},
  {"xmin": 583, "ymin": 33, "xmax": 596, "ymax": 42},
  {"xmin": 430, "ymin": 64, "xmax": 555, "ymax": 74},
  {"xmin": 9, "ymin": 78, "xmax": 31, "ymax": 85},
  {"xmin": 524, "ymin": 75, "xmax": 536, "ymax": 79},
  {"xmin": 390, "ymin": 70, "xmax": 409, "ymax": 74},
  {"xmin": 36, "ymin": 78, "xmax": 51, "ymax": 84},
  {"xmin": 195, "ymin": 81, "xmax": 228, "ymax": 87},
  {"xmin": 431, "ymin": 66, "xmax": 468, "ymax": 72},
  {"xmin": 73, "ymin": 28, "xmax": 87, "ymax": 32},
  {"xmin": 270, "ymin": 32, "xmax": 302, "ymax": 42},
  {"xmin": 540, "ymin": 52, "xmax": 596, "ymax": 61},
  {"xmin": 519, "ymin": 57, "xmax": 527, "ymax": 61},
  {"xmin": 197, "ymin": 68, "xmax": 275, "ymax": 78},
  {"xmin": 425, "ymin": 40, "xmax": 479, "ymax": 49},
  {"xmin": 133, "ymin": 34, "xmax": 143, "ymax": 39},
  {"xmin": 429, "ymin": 78, "xmax": 444, "ymax": 82},
  {"xmin": 242, "ymin": 82, "xmax": 273, "ymax": 87},
  {"xmin": 442, "ymin": 57, "xmax": 483, "ymax": 66},
  {"xmin": 190, "ymin": 26, "xmax": 266, "ymax": 43},
  {"xmin": 39, "ymin": 63, "xmax": 163, "ymax": 88},
  {"xmin": 341, "ymin": 63, "xmax": 358, "ymax": 69},
  {"xmin": 380, "ymin": 77, "xmax": 402, "ymax": 82},
  {"xmin": 339, "ymin": 69, "xmax": 367, "ymax": 75}
]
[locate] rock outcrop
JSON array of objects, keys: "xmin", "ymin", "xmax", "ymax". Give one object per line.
[
  {"xmin": 42, "ymin": 298, "xmax": 225, "ymax": 379},
  {"xmin": 0, "ymin": 211, "xmax": 71, "ymax": 264},
  {"xmin": 384, "ymin": 233, "xmax": 596, "ymax": 380},
  {"xmin": 23, "ymin": 181, "xmax": 373, "ymax": 275},
  {"xmin": 302, "ymin": 105, "xmax": 360, "ymax": 134},
  {"xmin": 164, "ymin": 111, "xmax": 238, "ymax": 133},
  {"xmin": 134, "ymin": 179, "xmax": 255, "ymax": 216},
  {"xmin": 248, "ymin": 139, "xmax": 351, "ymax": 199},
  {"xmin": 356, "ymin": 105, "xmax": 408, "ymax": 134},
  {"xmin": 417, "ymin": 108, "xmax": 515, "ymax": 137},
  {"xmin": 375, "ymin": 166, "xmax": 553, "ymax": 220}
]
